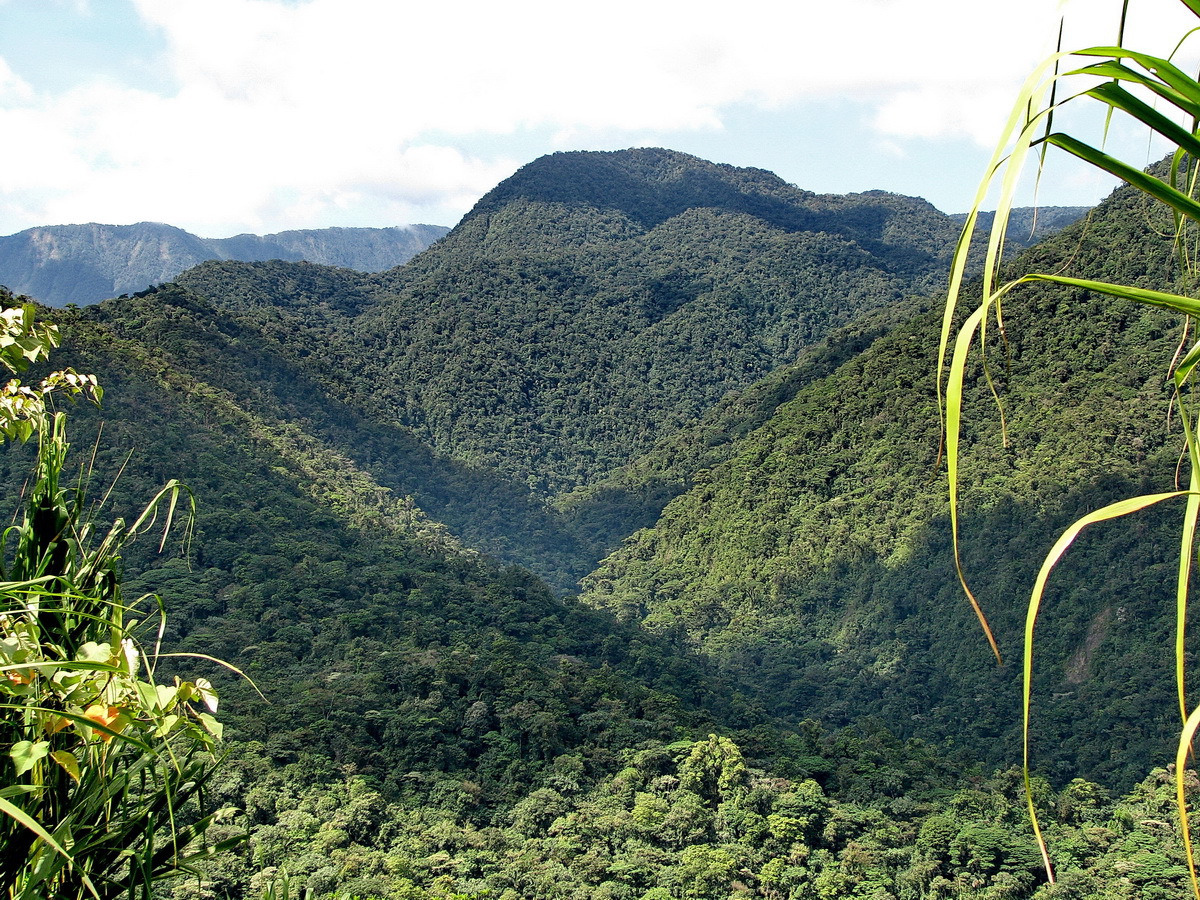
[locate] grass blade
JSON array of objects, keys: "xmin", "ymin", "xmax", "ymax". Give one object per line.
[{"xmin": 1023, "ymin": 491, "xmax": 1187, "ymax": 883}]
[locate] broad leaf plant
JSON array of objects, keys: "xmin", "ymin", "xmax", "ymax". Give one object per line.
[{"xmin": 0, "ymin": 291, "xmax": 240, "ymax": 899}]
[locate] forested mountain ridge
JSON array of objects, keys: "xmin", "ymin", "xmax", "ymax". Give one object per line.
[
  {"xmin": 149, "ymin": 148, "xmax": 979, "ymax": 586},
  {"xmin": 463, "ymin": 148, "xmax": 959, "ymax": 267},
  {"xmin": 158, "ymin": 150, "xmax": 1083, "ymax": 515},
  {"xmin": 17, "ymin": 292, "xmax": 1186, "ymax": 900},
  {"xmin": 0, "ymin": 221, "xmax": 448, "ymax": 307},
  {"xmin": 581, "ymin": 171, "xmax": 1186, "ymax": 789},
  {"xmin": 351, "ymin": 148, "xmax": 968, "ymax": 496}
]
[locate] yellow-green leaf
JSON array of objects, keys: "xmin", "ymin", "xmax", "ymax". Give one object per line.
[
  {"xmin": 197, "ymin": 713, "xmax": 223, "ymax": 741},
  {"xmin": 10, "ymin": 739, "xmax": 48, "ymax": 776},
  {"xmin": 50, "ymin": 750, "xmax": 80, "ymax": 783}
]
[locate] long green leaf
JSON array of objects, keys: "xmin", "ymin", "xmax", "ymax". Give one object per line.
[
  {"xmin": 1024, "ymin": 491, "xmax": 1188, "ymax": 883},
  {"xmin": 1072, "ymin": 59, "xmax": 1200, "ymax": 119},
  {"xmin": 938, "ymin": 55, "xmax": 1068, "ymax": 661},
  {"xmin": 1180, "ymin": 482, "xmax": 1200, "ymax": 722},
  {"xmin": 1073, "ymin": 45, "xmax": 1200, "ymax": 102},
  {"xmin": 1013, "ymin": 273, "xmax": 1200, "ymax": 317},
  {"xmin": 944, "ymin": 303, "xmax": 1003, "ymax": 663},
  {"xmin": 1083, "ymin": 81, "xmax": 1200, "ymax": 159},
  {"xmin": 942, "ymin": 4, "xmax": 1200, "ymax": 893},
  {"xmin": 0, "ymin": 795, "xmax": 101, "ymax": 900},
  {"xmin": 1042, "ymin": 133, "xmax": 1200, "ymax": 224},
  {"xmin": 1179, "ymin": 702, "xmax": 1200, "ymax": 898},
  {"xmin": 1172, "ymin": 351, "xmax": 1200, "ymax": 731}
]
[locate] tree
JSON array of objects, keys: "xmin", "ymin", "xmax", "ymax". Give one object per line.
[
  {"xmin": 942, "ymin": 1, "xmax": 1200, "ymax": 894},
  {"xmin": 0, "ymin": 291, "xmax": 236, "ymax": 899}
]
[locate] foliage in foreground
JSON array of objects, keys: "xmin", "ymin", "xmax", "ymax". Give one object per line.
[
  {"xmin": 0, "ymin": 288, "xmax": 232, "ymax": 899},
  {"xmin": 941, "ymin": 0, "xmax": 1200, "ymax": 891}
]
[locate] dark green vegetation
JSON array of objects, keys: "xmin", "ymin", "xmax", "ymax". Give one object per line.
[
  {"xmin": 0, "ymin": 222, "xmax": 449, "ymax": 307},
  {"xmin": 137, "ymin": 148, "xmax": 982, "ymax": 590},
  {"xmin": 188, "ymin": 733, "xmax": 1200, "ymax": 900},
  {"xmin": 948, "ymin": 207, "xmax": 1090, "ymax": 249},
  {"xmin": 0, "ymin": 293, "xmax": 233, "ymax": 898},
  {"xmin": 171, "ymin": 150, "xmax": 962, "ymax": 498},
  {"xmin": 583, "ymin": 171, "xmax": 1189, "ymax": 791},
  {"xmin": 0, "ymin": 148, "xmax": 1192, "ymax": 898},
  {"xmin": 358, "ymin": 149, "xmax": 962, "ymax": 498}
]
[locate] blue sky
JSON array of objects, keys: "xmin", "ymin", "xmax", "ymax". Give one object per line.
[{"xmin": 0, "ymin": 0, "xmax": 1195, "ymax": 237}]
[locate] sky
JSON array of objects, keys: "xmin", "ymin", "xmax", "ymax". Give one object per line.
[{"xmin": 0, "ymin": 0, "xmax": 1197, "ymax": 238}]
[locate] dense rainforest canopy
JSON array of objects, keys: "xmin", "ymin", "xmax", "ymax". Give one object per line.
[{"xmin": 0, "ymin": 148, "xmax": 1190, "ymax": 899}]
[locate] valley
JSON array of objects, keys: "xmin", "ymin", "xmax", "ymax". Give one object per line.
[{"xmin": 0, "ymin": 148, "xmax": 1193, "ymax": 899}]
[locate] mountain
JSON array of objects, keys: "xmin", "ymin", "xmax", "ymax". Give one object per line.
[
  {"xmin": 146, "ymin": 148, "xmax": 981, "ymax": 589},
  {"xmin": 950, "ymin": 206, "xmax": 1091, "ymax": 247},
  {"xmin": 0, "ymin": 221, "xmax": 449, "ymax": 307},
  {"xmin": 4, "ymin": 148, "xmax": 1198, "ymax": 897},
  {"xmin": 210, "ymin": 223, "xmax": 450, "ymax": 272},
  {"xmin": 180, "ymin": 149, "xmax": 967, "ymax": 504},
  {"xmin": 580, "ymin": 171, "xmax": 1183, "ymax": 789}
]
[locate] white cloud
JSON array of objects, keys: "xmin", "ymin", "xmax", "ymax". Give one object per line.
[
  {"xmin": 0, "ymin": 56, "xmax": 33, "ymax": 105},
  {"xmin": 871, "ymin": 0, "xmax": 1200, "ymax": 143},
  {"xmin": 1, "ymin": 0, "xmax": 1197, "ymax": 233},
  {"xmin": 129, "ymin": 0, "xmax": 1078, "ymax": 151},
  {"xmin": 130, "ymin": 0, "xmax": 1078, "ymax": 135}
]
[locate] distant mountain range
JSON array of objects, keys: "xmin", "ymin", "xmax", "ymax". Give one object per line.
[
  {"xmin": 949, "ymin": 206, "xmax": 1091, "ymax": 246},
  {"xmin": 0, "ymin": 221, "xmax": 450, "ymax": 306},
  {"xmin": 0, "ymin": 200, "xmax": 1088, "ymax": 312}
]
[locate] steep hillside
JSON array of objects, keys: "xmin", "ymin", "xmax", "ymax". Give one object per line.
[
  {"xmin": 79, "ymin": 276, "xmax": 597, "ymax": 590},
  {"xmin": 155, "ymin": 149, "xmax": 971, "ymax": 587},
  {"xmin": 0, "ymin": 287, "xmax": 748, "ymax": 807},
  {"xmin": 0, "ymin": 222, "xmax": 447, "ymax": 306},
  {"xmin": 354, "ymin": 148, "xmax": 966, "ymax": 496},
  {"xmin": 554, "ymin": 297, "xmax": 927, "ymax": 555},
  {"xmin": 581, "ymin": 175, "xmax": 1184, "ymax": 789}
]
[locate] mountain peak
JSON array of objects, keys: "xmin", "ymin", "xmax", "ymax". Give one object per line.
[{"xmin": 464, "ymin": 148, "xmax": 815, "ymax": 230}]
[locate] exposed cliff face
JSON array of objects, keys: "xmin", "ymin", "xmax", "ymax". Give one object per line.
[{"xmin": 0, "ymin": 221, "xmax": 449, "ymax": 306}]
